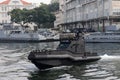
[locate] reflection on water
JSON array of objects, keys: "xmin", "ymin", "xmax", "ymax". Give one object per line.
[
  {"xmin": 0, "ymin": 42, "xmax": 120, "ymax": 80},
  {"xmin": 29, "ymin": 60, "xmax": 120, "ymax": 80}
]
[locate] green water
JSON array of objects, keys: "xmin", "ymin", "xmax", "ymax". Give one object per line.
[{"xmin": 0, "ymin": 42, "xmax": 120, "ymax": 80}]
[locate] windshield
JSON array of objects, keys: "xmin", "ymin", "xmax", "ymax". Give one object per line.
[{"xmin": 57, "ymin": 40, "xmax": 71, "ymax": 50}]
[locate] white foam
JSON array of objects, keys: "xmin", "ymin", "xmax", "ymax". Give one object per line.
[{"xmin": 100, "ymin": 54, "xmax": 120, "ymax": 60}]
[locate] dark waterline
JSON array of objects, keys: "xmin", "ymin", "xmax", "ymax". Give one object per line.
[{"xmin": 0, "ymin": 42, "xmax": 120, "ymax": 80}]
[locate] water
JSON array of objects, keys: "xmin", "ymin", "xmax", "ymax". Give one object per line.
[{"xmin": 0, "ymin": 43, "xmax": 120, "ymax": 80}]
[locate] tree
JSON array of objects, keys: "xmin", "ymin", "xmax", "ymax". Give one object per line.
[
  {"xmin": 51, "ymin": 0, "xmax": 59, "ymax": 3},
  {"xmin": 31, "ymin": 3, "xmax": 55, "ymax": 28},
  {"xmin": 9, "ymin": 3, "xmax": 57, "ymax": 28},
  {"xmin": 48, "ymin": 2, "xmax": 59, "ymax": 12},
  {"xmin": 9, "ymin": 9, "xmax": 23, "ymax": 24},
  {"xmin": 9, "ymin": 8, "xmax": 34, "ymax": 26}
]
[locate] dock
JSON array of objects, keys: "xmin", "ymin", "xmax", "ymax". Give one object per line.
[{"xmin": 0, "ymin": 38, "xmax": 75, "ymax": 43}]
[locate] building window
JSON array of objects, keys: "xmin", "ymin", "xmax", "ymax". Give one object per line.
[
  {"xmin": 2, "ymin": 20, "xmax": 4, "ymax": 23},
  {"xmin": 5, "ymin": 13, "xmax": 8, "ymax": 17},
  {"xmin": 5, "ymin": 20, "xmax": 7, "ymax": 23},
  {"xmin": 2, "ymin": 7, "xmax": 4, "ymax": 11},
  {"xmin": 2, "ymin": 13, "xmax": 7, "ymax": 17},
  {"xmin": 12, "ymin": 0, "xmax": 19, "ymax": 4},
  {"xmin": 2, "ymin": 14, "xmax": 4, "ymax": 17},
  {"xmin": 4, "ymin": 7, "xmax": 7, "ymax": 11}
]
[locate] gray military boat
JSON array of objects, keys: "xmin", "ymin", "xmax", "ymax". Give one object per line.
[{"xmin": 28, "ymin": 33, "xmax": 101, "ymax": 69}]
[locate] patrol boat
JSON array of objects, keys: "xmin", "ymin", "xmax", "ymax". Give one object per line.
[{"xmin": 28, "ymin": 34, "xmax": 101, "ymax": 69}]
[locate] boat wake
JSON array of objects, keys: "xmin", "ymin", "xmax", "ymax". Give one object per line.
[
  {"xmin": 100, "ymin": 54, "xmax": 120, "ymax": 60},
  {"xmin": 40, "ymin": 66, "xmax": 72, "ymax": 71}
]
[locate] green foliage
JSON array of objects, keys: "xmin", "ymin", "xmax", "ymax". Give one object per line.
[
  {"xmin": 9, "ymin": 9, "xmax": 22, "ymax": 23},
  {"xmin": 51, "ymin": 0, "xmax": 59, "ymax": 3},
  {"xmin": 9, "ymin": 8, "xmax": 34, "ymax": 25},
  {"xmin": 48, "ymin": 2, "xmax": 59, "ymax": 12},
  {"xmin": 9, "ymin": 2, "xmax": 59, "ymax": 28}
]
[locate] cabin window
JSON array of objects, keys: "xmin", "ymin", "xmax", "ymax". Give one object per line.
[{"xmin": 57, "ymin": 43, "xmax": 70, "ymax": 50}]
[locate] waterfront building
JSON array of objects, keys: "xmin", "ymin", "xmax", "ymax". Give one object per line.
[
  {"xmin": 0, "ymin": 0, "xmax": 37, "ymax": 24},
  {"xmin": 54, "ymin": 11, "xmax": 61, "ymax": 28},
  {"xmin": 54, "ymin": 0, "xmax": 66, "ymax": 29},
  {"xmin": 56, "ymin": 0, "xmax": 120, "ymax": 32}
]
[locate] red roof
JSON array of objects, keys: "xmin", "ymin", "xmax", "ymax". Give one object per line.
[
  {"xmin": 0, "ymin": 0, "xmax": 31, "ymax": 5},
  {"xmin": 20, "ymin": 0, "xmax": 31, "ymax": 5},
  {"xmin": 0, "ymin": 0, "xmax": 10, "ymax": 4}
]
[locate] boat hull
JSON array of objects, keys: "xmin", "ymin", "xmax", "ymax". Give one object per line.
[
  {"xmin": 29, "ymin": 56, "xmax": 101, "ymax": 69},
  {"xmin": 0, "ymin": 38, "xmax": 61, "ymax": 43}
]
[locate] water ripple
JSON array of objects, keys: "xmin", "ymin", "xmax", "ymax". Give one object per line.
[{"xmin": 1, "ymin": 43, "xmax": 120, "ymax": 80}]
